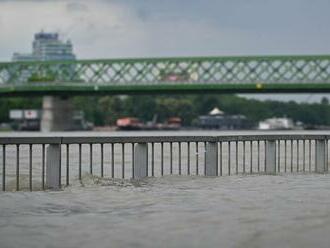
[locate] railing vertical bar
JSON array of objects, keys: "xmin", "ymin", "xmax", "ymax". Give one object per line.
[
  {"xmin": 42, "ymin": 144, "xmax": 45, "ymax": 190},
  {"xmin": 179, "ymin": 142, "xmax": 182, "ymax": 175},
  {"xmin": 243, "ymin": 141, "xmax": 246, "ymax": 173},
  {"xmin": 290, "ymin": 140, "xmax": 293, "ymax": 172},
  {"xmin": 111, "ymin": 143, "xmax": 114, "ymax": 178},
  {"xmin": 284, "ymin": 140, "xmax": 287, "ymax": 172},
  {"xmin": 314, "ymin": 139, "xmax": 317, "ymax": 172},
  {"xmin": 297, "ymin": 140, "xmax": 299, "ymax": 172},
  {"xmin": 151, "ymin": 142, "xmax": 154, "ymax": 177},
  {"xmin": 235, "ymin": 141, "xmax": 238, "ymax": 174},
  {"xmin": 2, "ymin": 145, "xmax": 5, "ymax": 191},
  {"xmin": 216, "ymin": 142, "xmax": 219, "ymax": 176},
  {"xmin": 122, "ymin": 143, "xmax": 125, "ymax": 179},
  {"xmin": 29, "ymin": 144, "xmax": 33, "ymax": 191},
  {"xmin": 146, "ymin": 143, "xmax": 149, "ymax": 177},
  {"xmin": 78, "ymin": 143, "xmax": 82, "ymax": 181},
  {"xmin": 325, "ymin": 140, "xmax": 329, "ymax": 171},
  {"xmin": 132, "ymin": 143, "xmax": 134, "ymax": 178},
  {"xmin": 101, "ymin": 143, "xmax": 104, "ymax": 177},
  {"xmin": 161, "ymin": 142, "xmax": 164, "ymax": 176},
  {"xmin": 187, "ymin": 142, "xmax": 190, "ymax": 175},
  {"xmin": 66, "ymin": 144, "xmax": 69, "ymax": 186},
  {"xmin": 309, "ymin": 140, "xmax": 312, "ymax": 172},
  {"xmin": 274, "ymin": 140, "xmax": 277, "ymax": 171},
  {"xmin": 89, "ymin": 143, "xmax": 93, "ymax": 175},
  {"xmin": 170, "ymin": 142, "xmax": 173, "ymax": 174},
  {"xmin": 195, "ymin": 142, "xmax": 199, "ymax": 175},
  {"xmin": 303, "ymin": 140, "xmax": 306, "ymax": 172},
  {"xmin": 228, "ymin": 142, "xmax": 231, "ymax": 176},
  {"xmin": 264, "ymin": 141, "xmax": 266, "ymax": 172},
  {"xmin": 59, "ymin": 143, "xmax": 62, "ymax": 188},
  {"xmin": 204, "ymin": 142, "xmax": 207, "ymax": 175},
  {"xmin": 250, "ymin": 141, "xmax": 253, "ymax": 174},
  {"xmin": 16, "ymin": 144, "xmax": 19, "ymax": 191},
  {"xmin": 220, "ymin": 141, "xmax": 222, "ymax": 176},
  {"xmin": 257, "ymin": 140, "xmax": 260, "ymax": 172},
  {"xmin": 277, "ymin": 140, "xmax": 281, "ymax": 173},
  {"xmin": 326, "ymin": 139, "xmax": 328, "ymax": 171}
]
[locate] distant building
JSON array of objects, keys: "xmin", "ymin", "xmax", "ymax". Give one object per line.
[
  {"xmin": 197, "ymin": 107, "xmax": 253, "ymax": 130},
  {"xmin": 9, "ymin": 109, "xmax": 41, "ymax": 131},
  {"xmin": 11, "ymin": 31, "xmax": 76, "ymax": 83},
  {"xmin": 258, "ymin": 117, "xmax": 295, "ymax": 130},
  {"xmin": 12, "ymin": 31, "xmax": 75, "ymax": 62},
  {"xmin": 9, "ymin": 109, "xmax": 92, "ymax": 131},
  {"xmin": 12, "ymin": 53, "xmax": 37, "ymax": 62}
]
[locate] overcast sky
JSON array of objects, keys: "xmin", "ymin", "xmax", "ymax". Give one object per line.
[
  {"xmin": 0, "ymin": 0, "xmax": 330, "ymax": 61},
  {"xmin": 0, "ymin": 0, "xmax": 330, "ymax": 102}
]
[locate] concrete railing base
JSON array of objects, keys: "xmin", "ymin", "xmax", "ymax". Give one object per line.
[
  {"xmin": 315, "ymin": 140, "xmax": 327, "ymax": 173},
  {"xmin": 46, "ymin": 144, "xmax": 61, "ymax": 190},
  {"xmin": 265, "ymin": 140, "xmax": 276, "ymax": 174},
  {"xmin": 205, "ymin": 142, "xmax": 218, "ymax": 176},
  {"xmin": 133, "ymin": 143, "xmax": 148, "ymax": 179}
]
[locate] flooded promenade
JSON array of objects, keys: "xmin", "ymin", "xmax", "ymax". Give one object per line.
[{"xmin": 1, "ymin": 131, "xmax": 330, "ymax": 247}]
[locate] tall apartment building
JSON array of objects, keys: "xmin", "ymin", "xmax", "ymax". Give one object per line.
[
  {"xmin": 11, "ymin": 31, "xmax": 77, "ymax": 83},
  {"xmin": 12, "ymin": 31, "xmax": 76, "ymax": 61}
]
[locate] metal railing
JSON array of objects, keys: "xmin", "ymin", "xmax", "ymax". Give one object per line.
[{"xmin": 0, "ymin": 134, "xmax": 329, "ymax": 191}]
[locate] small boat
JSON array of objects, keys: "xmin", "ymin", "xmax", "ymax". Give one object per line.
[{"xmin": 116, "ymin": 117, "xmax": 143, "ymax": 130}]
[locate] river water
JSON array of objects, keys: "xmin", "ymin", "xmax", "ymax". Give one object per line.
[{"xmin": 1, "ymin": 131, "xmax": 330, "ymax": 248}]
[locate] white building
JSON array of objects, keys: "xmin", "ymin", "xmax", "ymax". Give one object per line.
[
  {"xmin": 11, "ymin": 31, "xmax": 76, "ymax": 83},
  {"xmin": 12, "ymin": 53, "xmax": 37, "ymax": 62},
  {"xmin": 12, "ymin": 31, "xmax": 75, "ymax": 62},
  {"xmin": 258, "ymin": 117, "xmax": 295, "ymax": 130}
]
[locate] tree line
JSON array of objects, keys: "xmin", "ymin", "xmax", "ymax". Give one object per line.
[{"xmin": 1, "ymin": 95, "xmax": 330, "ymax": 127}]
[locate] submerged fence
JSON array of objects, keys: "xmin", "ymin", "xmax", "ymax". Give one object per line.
[{"xmin": 0, "ymin": 134, "xmax": 329, "ymax": 191}]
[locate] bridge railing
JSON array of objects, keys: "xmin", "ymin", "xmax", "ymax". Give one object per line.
[{"xmin": 0, "ymin": 134, "xmax": 329, "ymax": 191}]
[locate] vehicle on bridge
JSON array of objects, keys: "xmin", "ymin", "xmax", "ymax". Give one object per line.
[{"xmin": 159, "ymin": 69, "xmax": 198, "ymax": 82}]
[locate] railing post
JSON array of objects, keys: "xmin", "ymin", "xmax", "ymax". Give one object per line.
[
  {"xmin": 205, "ymin": 142, "xmax": 217, "ymax": 176},
  {"xmin": 315, "ymin": 139, "xmax": 326, "ymax": 173},
  {"xmin": 265, "ymin": 140, "xmax": 276, "ymax": 174},
  {"xmin": 46, "ymin": 144, "xmax": 61, "ymax": 190},
  {"xmin": 133, "ymin": 143, "xmax": 148, "ymax": 179}
]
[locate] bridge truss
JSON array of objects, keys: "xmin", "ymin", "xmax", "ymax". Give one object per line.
[{"xmin": 0, "ymin": 55, "xmax": 329, "ymax": 96}]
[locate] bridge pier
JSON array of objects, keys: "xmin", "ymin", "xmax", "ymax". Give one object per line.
[{"xmin": 41, "ymin": 96, "xmax": 74, "ymax": 132}]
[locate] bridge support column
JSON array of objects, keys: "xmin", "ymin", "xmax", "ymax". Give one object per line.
[
  {"xmin": 265, "ymin": 140, "xmax": 276, "ymax": 174},
  {"xmin": 133, "ymin": 143, "xmax": 148, "ymax": 179},
  {"xmin": 46, "ymin": 144, "xmax": 61, "ymax": 190},
  {"xmin": 41, "ymin": 96, "xmax": 74, "ymax": 132},
  {"xmin": 205, "ymin": 142, "xmax": 218, "ymax": 176},
  {"xmin": 315, "ymin": 139, "xmax": 327, "ymax": 173}
]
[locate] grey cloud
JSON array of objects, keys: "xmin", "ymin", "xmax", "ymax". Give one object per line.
[{"xmin": 66, "ymin": 2, "xmax": 89, "ymax": 13}]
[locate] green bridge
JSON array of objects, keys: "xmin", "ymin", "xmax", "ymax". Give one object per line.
[{"xmin": 0, "ymin": 54, "xmax": 330, "ymax": 96}]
